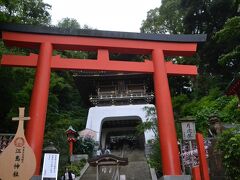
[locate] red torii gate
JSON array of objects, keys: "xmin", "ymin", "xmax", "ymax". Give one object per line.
[{"xmin": 0, "ymin": 23, "xmax": 206, "ymax": 176}]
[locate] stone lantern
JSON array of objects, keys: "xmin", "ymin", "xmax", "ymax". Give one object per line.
[
  {"xmin": 43, "ymin": 142, "xmax": 58, "ymax": 154},
  {"xmin": 65, "ymin": 126, "xmax": 77, "ymax": 157}
]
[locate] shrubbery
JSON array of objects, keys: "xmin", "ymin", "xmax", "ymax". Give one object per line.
[{"xmin": 217, "ymin": 126, "xmax": 240, "ymax": 180}]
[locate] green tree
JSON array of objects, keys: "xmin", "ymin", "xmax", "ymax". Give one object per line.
[
  {"xmin": 74, "ymin": 137, "xmax": 95, "ymax": 156},
  {"xmin": 141, "ymin": 0, "xmax": 184, "ymax": 34},
  {"xmin": 217, "ymin": 126, "xmax": 240, "ymax": 180},
  {"xmin": 214, "ymin": 16, "xmax": 240, "ymax": 76},
  {"xmin": 136, "ymin": 107, "xmax": 162, "ymax": 172},
  {"xmin": 0, "ymin": 0, "xmax": 51, "ymax": 25},
  {"xmin": 180, "ymin": 0, "xmax": 240, "ymax": 79},
  {"xmin": 0, "ymin": 2, "xmax": 89, "ymax": 172},
  {"xmin": 180, "ymin": 0, "xmax": 239, "ymax": 35},
  {"xmin": 56, "ymin": 18, "xmax": 96, "ymax": 59},
  {"xmin": 0, "ymin": 0, "xmax": 52, "ymax": 132},
  {"xmin": 0, "ymin": 40, "xmax": 36, "ymax": 132},
  {"xmin": 57, "ymin": 17, "xmax": 80, "ymax": 29}
]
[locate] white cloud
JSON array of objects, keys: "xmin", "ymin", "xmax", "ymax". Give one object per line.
[{"xmin": 43, "ymin": 0, "xmax": 160, "ymax": 32}]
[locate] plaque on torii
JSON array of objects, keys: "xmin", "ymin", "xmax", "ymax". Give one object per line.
[
  {"xmin": 0, "ymin": 108, "xmax": 36, "ymax": 180},
  {"xmin": 0, "ymin": 23, "xmax": 206, "ymax": 176}
]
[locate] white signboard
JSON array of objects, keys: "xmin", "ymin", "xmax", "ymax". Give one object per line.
[
  {"xmin": 181, "ymin": 122, "xmax": 196, "ymax": 140},
  {"xmin": 41, "ymin": 153, "xmax": 59, "ymax": 180}
]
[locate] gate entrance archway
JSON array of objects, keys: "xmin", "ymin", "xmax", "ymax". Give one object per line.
[
  {"xmin": 85, "ymin": 105, "xmax": 155, "ymax": 148},
  {"xmin": 100, "ymin": 117, "xmax": 144, "ymax": 150},
  {"xmin": 0, "ymin": 23, "xmax": 206, "ymax": 176}
]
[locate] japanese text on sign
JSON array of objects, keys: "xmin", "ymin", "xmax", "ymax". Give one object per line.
[
  {"xmin": 41, "ymin": 153, "xmax": 59, "ymax": 180},
  {"xmin": 181, "ymin": 122, "xmax": 196, "ymax": 140}
]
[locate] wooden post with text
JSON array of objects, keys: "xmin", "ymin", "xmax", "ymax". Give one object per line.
[{"xmin": 0, "ymin": 107, "xmax": 36, "ymax": 180}]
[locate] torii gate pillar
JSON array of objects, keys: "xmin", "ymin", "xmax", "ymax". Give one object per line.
[
  {"xmin": 153, "ymin": 50, "xmax": 181, "ymax": 174},
  {"xmin": 25, "ymin": 42, "xmax": 52, "ymax": 174}
]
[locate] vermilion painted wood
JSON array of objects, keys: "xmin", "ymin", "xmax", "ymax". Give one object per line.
[
  {"xmin": 196, "ymin": 133, "xmax": 210, "ymax": 180},
  {"xmin": 166, "ymin": 62, "xmax": 197, "ymax": 76},
  {"xmin": 0, "ymin": 30, "xmax": 200, "ymax": 175},
  {"xmin": 25, "ymin": 42, "xmax": 52, "ymax": 175},
  {"xmin": 152, "ymin": 49, "xmax": 181, "ymax": 175},
  {"xmin": 2, "ymin": 32, "xmax": 197, "ymax": 56},
  {"xmin": 98, "ymin": 49, "xmax": 110, "ymax": 62},
  {"xmin": 1, "ymin": 54, "xmax": 197, "ymax": 75},
  {"xmin": 69, "ymin": 141, "xmax": 73, "ymax": 156},
  {"xmin": 192, "ymin": 166, "xmax": 201, "ymax": 180},
  {"xmin": 1, "ymin": 54, "xmax": 38, "ymax": 67}
]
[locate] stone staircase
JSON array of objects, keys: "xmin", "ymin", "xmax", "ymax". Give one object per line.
[
  {"xmin": 120, "ymin": 149, "xmax": 152, "ymax": 180},
  {"xmin": 80, "ymin": 148, "xmax": 152, "ymax": 180},
  {"xmin": 80, "ymin": 165, "xmax": 97, "ymax": 180}
]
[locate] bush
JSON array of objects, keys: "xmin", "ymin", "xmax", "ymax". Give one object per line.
[
  {"xmin": 64, "ymin": 159, "xmax": 86, "ymax": 176},
  {"xmin": 217, "ymin": 126, "xmax": 240, "ymax": 179},
  {"xmin": 73, "ymin": 137, "xmax": 95, "ymax": 157}
]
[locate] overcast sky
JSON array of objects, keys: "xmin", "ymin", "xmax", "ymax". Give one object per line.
[{"xmin": 43, "ymin": 0, "xmax": 161, "ymax": 32}]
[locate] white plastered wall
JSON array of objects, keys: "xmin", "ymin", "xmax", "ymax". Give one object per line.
[{"xmin": 85, "ymin": 104, "xmax": 155, "ymax": 144}]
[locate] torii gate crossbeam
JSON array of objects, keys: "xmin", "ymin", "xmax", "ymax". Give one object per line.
[{"xmin": 0, "ymin": 23, "xmax": 206, "ymax": 177}]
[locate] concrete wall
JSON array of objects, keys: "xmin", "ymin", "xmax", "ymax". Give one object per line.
[{"xmin": 85, "ymin": 104, "xmax": 155, "ymax": 145}]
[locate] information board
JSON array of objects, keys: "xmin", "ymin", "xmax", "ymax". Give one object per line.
[
  {"xmin": 181, "ymin": 122, "xmax": 196, "ymax": 140},
  {"xmin": 41, "ymin": 153, "xmax": 59, "ymax": 180}
]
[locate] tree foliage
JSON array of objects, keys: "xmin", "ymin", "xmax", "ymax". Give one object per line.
[
  {"xmin": 0, "ymin": 0, "xmax": 52, "ymax": 131},
  {"xmin": 57, "ymin": 17, "xmax": 80, "ymax": 29},
  {"xmin": 214, "ymin": 16, "xmax": 240, "ymax": 75},
  {"xmin": 141, "ymin": 2, "xmax": 240, "ymax": 175},
  {"xmin": 141, "ymin": 0, "xmax": 184, "ymax": 34},
  {"xmin": 65, "ymin": 159, "xmax": 86, "ymax": 176},
  {"xmin": 0, "ymin": 0, "xmax": 51, "ymax": 25},
  {"xmin": 181, "ymin": 0, "xmax": 239, "ymax": 35},
  {"xmin": 0, "ymin": 1, "xmax": 89, "ymax": 175},
  {"xmin": 217, "ymin": 126, "xmax": 240, "ymax": 179},
  {"xmin": 73, "ymin": 137, "xmax": 95, "ymax": 156},
  {"xmin": 136, "ymin": 106, "xmax": 162, "ymax": 172}
]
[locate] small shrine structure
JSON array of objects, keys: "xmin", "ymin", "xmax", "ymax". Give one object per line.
[
  {"xmin": 88, "ymin": 154, "xmax": 128, "ymax": 180},
  {"xmin": 65, "ymin": 126, "xmax": 78, "ymax": 156}
]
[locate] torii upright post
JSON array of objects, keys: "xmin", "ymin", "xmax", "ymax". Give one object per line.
[
  {"xmin": 153, "ymin": 50, "xmax": 181, "ymax": 174},
  {"xmin": 26, "ymin": 42, "xmax": 52, "ymax": 174},
  {"xmin": 0, "ymin": 23, "xmax": 206, "ymax": 176}
]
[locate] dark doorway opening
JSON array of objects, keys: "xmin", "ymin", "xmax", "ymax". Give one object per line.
[{"xmin": 101, "ymin": 117, "xmax": 145, "ymax": 151}]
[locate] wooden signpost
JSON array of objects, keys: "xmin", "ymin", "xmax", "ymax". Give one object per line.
[{"xmin": 0, "ymin": 107, "xmax": 36, "ymax": 180}]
